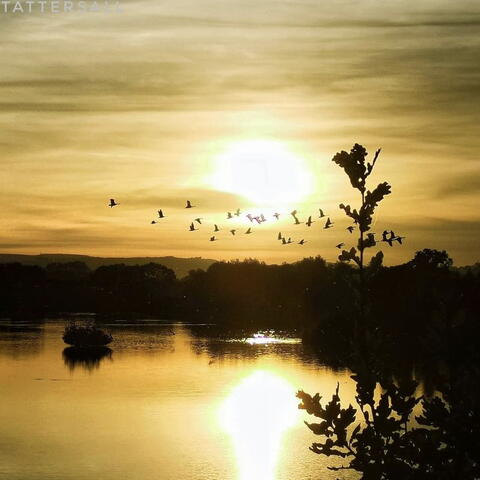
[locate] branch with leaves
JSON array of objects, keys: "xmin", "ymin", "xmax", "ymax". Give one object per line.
[{"xmin": 333, "ymin": 144, "xmax": 392, "ymax": 269}]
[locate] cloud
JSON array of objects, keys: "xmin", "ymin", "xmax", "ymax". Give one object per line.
[
  {"xmin": 0, "ymin": 0, "xmax": 479, "ymax": 264},
  {"xmin": 436, "ymin": 174, "xmax": 480, "ymax": 198}
]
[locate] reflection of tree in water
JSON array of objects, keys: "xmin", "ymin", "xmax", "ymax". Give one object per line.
[
  {"xmin": 62, "ymin": 346, "xmax": 112, "ymax": 372},
  {"xmin": 187, "ymin": 324, "xmax": 339, "ymax": 368},
  {"xmin": 0, "ymin": 321, "xmax": 45, "ymax": 359}
]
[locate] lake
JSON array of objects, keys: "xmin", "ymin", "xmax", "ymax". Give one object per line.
[{"xmin": 0, "ymin": 319, "xmax": 358, "ymax": 480}]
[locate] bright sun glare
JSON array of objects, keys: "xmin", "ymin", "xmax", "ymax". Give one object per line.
[
  {"xmin": 219, "ymin": 370, "xmax": 299, "ymax": 480},
  {"xmin": 210, "ymin": 140, "xmax": 313, "ymax": 206}
]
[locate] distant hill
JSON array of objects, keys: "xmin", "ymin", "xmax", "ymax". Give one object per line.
[{"xmin": 0, "ymin": 253, "xmax": 217, "ymax": 278}]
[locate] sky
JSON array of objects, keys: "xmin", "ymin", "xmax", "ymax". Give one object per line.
[{"xmin": 0, "ymin": 0, "xmax": 479, "ymax": 266}]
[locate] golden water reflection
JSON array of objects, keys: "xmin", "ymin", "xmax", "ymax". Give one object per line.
[{"xmin": 220, "ymin": 370, "xmax": 299, "ymax": 480}]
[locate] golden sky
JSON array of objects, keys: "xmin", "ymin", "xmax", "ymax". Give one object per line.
[{"xmin": 1, "ymin": 0, "xmax": 479, "ymax": 265}]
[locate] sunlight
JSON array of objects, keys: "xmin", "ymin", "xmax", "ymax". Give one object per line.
[
  {"xmin": 209, "ymin": 140, "xmax": 313, "ymax": 206},
  {"xmin": 219, "ymin": 370, "xmax": 299, "ymax": 480}
]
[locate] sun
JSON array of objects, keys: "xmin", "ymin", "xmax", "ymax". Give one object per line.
[{"xmin": 209, "ymin": 140, "xmax": 313, "ymax": 206}]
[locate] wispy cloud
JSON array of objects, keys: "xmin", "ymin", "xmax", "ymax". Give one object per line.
[{"xmin": 0, "ymin": 0, "xmax": 479, "ymax": 264}]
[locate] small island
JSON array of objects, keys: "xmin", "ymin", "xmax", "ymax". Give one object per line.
[{"xmin": 63, "ymin": 322, "xmax": 113, "ymax": 348}]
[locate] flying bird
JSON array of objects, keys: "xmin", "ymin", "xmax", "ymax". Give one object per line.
[
  {"xmin": 151, "ymin": 220, "xmax": 157, "ymax": 225},
  {"xmin": 298, "ymin": 239, "xmax": 306, "ymax": 245},
  {"xmin": 306, "ymin": 216, "xmax": 314, "ymax": 227},
  {"xmin": 186, "ymin": 200, "xmax": 195, "ymax": 208},
  {"xmin": 260, "ymin": 214, "xmax": 266, "ymax": 223},
  {"xmin": 324, "ymin": 217, "xmax": 333, "ymax": 229},
  {"xmin": 287, "ymin": 237, "xmax": 293, "ymax": 244},
  {"xmin": 246, "ymin": 214, "xmax": 254, "ymax": 223},
  {"xmin": 245, "ymin": 227, "xmax": 252, "ymax": 234},
  {"xmin": 227, "ymin": 212, "xmax": 233, "ymax": 219},
  {"xmin": 230, "ymin": 229, "xmax": 236, "ymax": 236},
  {"xmin": 273, "ymin": 212, "xmax": 280, "ymax": 220},
  {"xmin": 290, "ymin": 209, "xmax": 302, "ymax": 225},
  {"xmin": 382, "ymin": 230, "xmax": 396, "ymax": 246},
  {"xmin": 158, "ymin": 209, "xmax": 165, "ymax": 218},
  {"xmin": 210, "ymin": 236, "xmax": 217, "ymax": 242},
  {"xmin": 336, "ymin": 242, "xmax": 345, "ymax": 249},
  {"xmin": 189, "ymin": 222, "xmax": 197, "ymax": 231},
  {"xmin": 108, "ymin": 198, "xmax": 119, "ymax": 208},
  {"xmin": 281, "ymin": 237, "xmax": 287, "ymax": 245},
  {"xmin": 395, "ymin": 236, "xmax": 406, "ymax": 244},
  {"xmin": 277, "ymin": 232, "xmax": 282, "ymax": 240},
  {"xmin": 347, "ymin": 226, "xmax": 355, "ymax": 233},
  {"xmin": 214, "ymin": 224, "xmax": 220, "ymax": 232},
  {"xmin": 194, "ymin": 218, "xmax": 203, "ymax": 224},
  {"xmin": 235, "ymin": 208, "xmax": 241, "ymax": 217},
  {"xmin": 318, "ymin": 209, "xmax": 325, "ymax": 218}
]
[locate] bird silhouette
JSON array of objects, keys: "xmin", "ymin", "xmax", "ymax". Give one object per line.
[
  {"xmin": 298, "ymin": 239, "xmax": 306, "ymax": 245},
  {"xmin": 210, "ymin": 236, "xmax": 217, "ymax": 242},
  {"xmin": 287, "ymin": 237, "xmax": 293, "ymax": 244},
  {"xmin": 290, "ymin": 210, "xmax": 302, "ymax": 225},
  {"xmin": 235, "ymin": 208, "xmax": 241, "ymax": 217},
  {"xmin": 336, "ymin": 242, "xmax": 345, "ymax": 249},
  {"xmin": 246, "ymin": 214, "xmax": 254, "ymax": 223},
  {"xmin": 277, "ymin": 232, "xmax": 282, "ymax": 240},
  {"xmin": 230, "ymin": 229, "xmax": 236, "ymax": 236},
  {"xmin": 318, "ymin": 208, "xmax": 325, "ymax": 218},
  {"xmin": 306, "ymin": 216, "xmax": 314, "ymax": 227},
  {"xmin": 194, "ymin": 218, "xmax": 203, "ymax": 224},
  {"xmin": 253, "ymin": 216, "xmax": 262, "ymax": 225},
  {"xmin": 382, "ymin": 230, "xmax": 396, "ymax": 246},
  {"xmin": 214, "ymin": 224, "xmax": 220, "ymax": 232},
  {"xmin": 394, "ymin": 235, "xmax": 405, "ymax": 245},
  {"xmin": 151, "ymin": 220, "xmax": 157, "ymax": 225},
  {"xmin": 227, "ymin": 212, "xmax": 233, "ymax": 219},
  {"xmin": 245, "ymin": 227, "xmax": 252, "ymax": 234},
  {"xmin": 108, "ymin": 198, "xmax": 119, "ymax": 208},
  {"xmin": 347, "ymin": 226, "xmax": 354, "ymax": 233},
  {"xmin": 186, "ymin": 200, "xmax": 195, "ymax": 208},
  {"xmin": 189, "ymin": 222, "xmax": 197, "ymax": 231},
  {"xmin": 324, "ymin": 217, "xmax": 333, "ymax": 229},
  {"xmin": 158, "ymin": 209, "xmax": 165, "ymax": 218},
  {"xmin": 273, "ymin": 212, "xmax": 280, "ymax": 220},
  {"xmin": 260, "ymin": 214, "xmax": 266, "ymax": 223},
  {"xmin": 281, "ymin": 237, "xmax": 287, "ymax": 245}
]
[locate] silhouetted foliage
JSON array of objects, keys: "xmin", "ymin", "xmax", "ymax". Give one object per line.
[
  {"xmin": 298, "ymin": 144, "xmax": 480, "ymax": 479},
  {"xmin": 63, "ymin": 321, "xmax": 112, "ymax": 347}
]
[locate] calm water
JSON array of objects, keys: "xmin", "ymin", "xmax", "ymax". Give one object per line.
[{"xmin": 0, "ymin": 320, "xmax": 357, "ymax": 480}]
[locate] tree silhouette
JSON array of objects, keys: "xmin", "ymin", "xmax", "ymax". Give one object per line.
[{"xmin": 297, "ymin": 145, "xmax": 480, "ymax": 479}]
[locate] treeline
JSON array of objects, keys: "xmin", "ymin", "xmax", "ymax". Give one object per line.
[
  {"xmin": 1, "ymin": 249, "xmax": 479, "ymax": 346},
  {"xmin": 2, "ymin": 249, "xmax": 479, "ymax": 377},
  {"xmin": 0, "ymin": 262, "xmax": 178, "ymax": 319}
]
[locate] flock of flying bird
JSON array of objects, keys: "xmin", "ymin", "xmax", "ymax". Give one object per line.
[{"xmin": 108, "ymin": 198, "xmax": 405, "ymax": 250}]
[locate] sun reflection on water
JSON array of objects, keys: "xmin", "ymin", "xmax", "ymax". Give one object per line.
[{"xmin": 219, "ymin": 370, "xmax": 299, "ymax": 480}]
